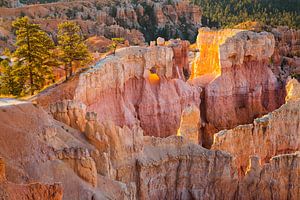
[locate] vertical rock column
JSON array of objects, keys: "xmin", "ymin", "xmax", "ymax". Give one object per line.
[
  {"xmin": 0, "ymin": 157, "xmax": 5, "ymax": 182},
  {"xmin": 177, "ymin": 105, "xmax": 201, "ymax": 144}
]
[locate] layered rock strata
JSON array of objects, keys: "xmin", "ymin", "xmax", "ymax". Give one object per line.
[
  {"xmin": 177, "ymin": 104, "xmax": 200, "ymax": 144},
  {"xmin": 212, "ymin": 79, "xmax": 300, "ymax": 174},
  {"xmin": 191, "ymin": 28, "xmax": 284, "ymax": 147},
  {"xmin": 72, "ymin": 45, "xmax": 201, "ymax": 138},
  {"xmin": 0, "ymin": 100, "xmax": 136, "ymax": 199},
  {"xmin": 0, "ymin": 155, "xmax": 63, "ymax": 200},
  {"xmin": 55, "ymin": 147, "xmax": 97, "ymax": 187},
  {"xmin": 138, "ymin": 136, "xmax": 300, "ymax": 200}
]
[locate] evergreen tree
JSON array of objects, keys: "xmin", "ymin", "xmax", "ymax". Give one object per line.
[
  {"xmin": 12, "ymin": 16, "xmax": 55, "ymax": 95},
  {"xmin": 108, "ymin": 37, "xmax": 125, "ymax": 55},
  {"xmin": 0, "ymin": 59, "xmax": 15, "ymax": 95},
  {"xmin": 57, "ymin": 21, "xmax": 91, "ymax": 80}
]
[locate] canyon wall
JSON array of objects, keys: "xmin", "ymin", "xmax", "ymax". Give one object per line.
[
  {"xmin": 49, "ymin": 99, "xmax": 300, "ymax": 200},
  {"xmin": 0, "ymin": 100, "xmax": 136, "ymax": 199},
  {"xmin": 191, "ymin": 28, "xmax": 284, "ymax": 147},
  {"xmin": 72, "ymin": 44, "xmax": 201, "ymax": 138},
  {"xmin": 23, "ymin": 28, "xmax": 300, "ymax": 199},
  {"xmin": 212, "ymin": 78, "xmax": 300, "ymax": 174}
]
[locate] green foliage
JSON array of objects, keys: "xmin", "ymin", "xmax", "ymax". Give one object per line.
[
  {"xmin": 291, "ymin": 73, "xmax": 300, "ymax": 80},
  {"xmin": 192, "ymin": 0, "xmax": 300, "ymax": 29},
  {"xmin": 109, "ymin": 38, "xmax": 125, "ymax": 55},
  {"xmin": 0, "ymin": 60, "xmax": 19, "ymax": 95},
  {"xmin": 12, "ymin": 16, "xmax": 55, "ymax": 95},
  {"xmin": 57, "ymin": 21, "xmax": 91, "ymax": 80}
]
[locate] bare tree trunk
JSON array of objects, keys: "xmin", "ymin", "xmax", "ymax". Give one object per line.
[
  {"xmin": 29, "ymin": 68, "xmax": 34, "ymax": 95},
  {"xmin": 65, "ymin": 64, "xmax": 68, "ymax": 80},
  {"xmin": 69, "ymin": 61, "xmax": 73, "ymax": 77}
]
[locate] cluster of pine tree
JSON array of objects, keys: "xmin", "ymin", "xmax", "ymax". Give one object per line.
[
  {"xmin": 0, "ymin": 17, "xmax": 91, "ymax": 96},
  {"xmin": 191, "ymin": 0, "xmax": 299, "ymax": 29}
]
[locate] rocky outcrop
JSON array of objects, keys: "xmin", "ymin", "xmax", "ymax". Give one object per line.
[
  {"xmin": 0, "ymin": 182, "xmax": 63, "ymax": 200},
  {"xmin": 0, "ymin": 156, "xmax": 63, "ymax": 200},
  {"xmin": 138, "ymin": 135, "xmax": 300, "ymax": 200},
  {"xmin": 270, "ymin": 26, "xmax": 300, "ymax": 81},
  {"xmin": 0, "ymin": 157, "xmax": 5, "ymax": 182},
  {"xmin": 237, "ymin": 152, "xmax": 300, "ymax": 200},
  {"xmin": 286, "ymin": 78, "xmax": 300, "ymax": 102},
  {"xmin": 138, "ymin": 136, "xmax": 238, "ymax": 199},
  {"xmin": 0, "ymin": 99, "xmax": 138, "ymax": 199},
  {"xmin": 2, "ymin": 87, "xmax": 300, "ymax": 199},
  {"xmin": 177, "ymin": 104, "xmax": 200, "ymax": 144},
  {"xmin": 50, "ymin": 100, "xmax": 87, "ymax": 132},
  {"xmin": 212, "ymin": 79, "xmax": 300, "ymax": 174},
  {"xmin": 191, "ymin": 28, "xmax": 284, "ymax": 147},
  {"xmin": 166, "ymin": 39, "xmax": 191, "ymax": 79},
  {"xmin": 55, "ymin": 147, "xmax": 97, "ymax": 187},
  {"xmin": 73, "ymin": 46, "xmax": 201, "ymax": 138},
  {"xmin": 37, "ymin": 39, "xmax": 197, "ymax": 139}
]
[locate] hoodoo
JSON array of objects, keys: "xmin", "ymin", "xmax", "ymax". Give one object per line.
[
  {"xmin": 191, "ymin": 28, "xmax": 284, "ymax": 147},
  {"xmin": 0, "ymin": 1, "xmax": 299, "ymax": 199}
]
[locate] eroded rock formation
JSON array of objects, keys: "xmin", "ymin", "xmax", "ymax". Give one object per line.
[
  {"xmin": 177, "ymin": 104, "xmax": 200, "ymax": 144},
  {"xmin": 212, "ymin": 78, "xmax": 300, "ymax": 174},
  {"xmin": 237, "ymin": 152, "xmax": 300, "ymax": 200},
  {"xmin": 67, "ymin": 45, "xmax": 201, "ymax": 138},
  {"xmin": 0, "ymin": 100, "xmax": 136, "ymax": 199},
  {"xmin": 138, "ymin": 137, "xmax": 300, "ymax": 200},
  {"xmin": 55, "ymin": 147, "xmax": 97, "ymax": 187},
  {"xmin": 0, "ymin": 158, "xmax": 5, "ymax": 182},
  {"xmin": 0, "ymin": 182, "xmax": 63, "ymax": 200},
  {"xmin": 270, "ymin": 27, "xmax": 300, "ymax": 81},
  {"xmin": 0, "ymin": 0, "xmax": 202, "ymax": 51},
  {"xmin": 2, "ymin": 25, "xmax": 300, "ymax": 199},
  {"xmin": 0, "ymin": 156, "xmax": 63, "ymax": 200},
  {"xmin": 191, "ymin": 28, "xmax": 284, "ymax": 147},
  {"xmin": 50, "ymin": 100, "xmax": 87, "ymax": 132}
]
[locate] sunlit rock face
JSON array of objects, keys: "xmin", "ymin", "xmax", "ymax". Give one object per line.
[
  {"xmin": 191, "ymin": 28, "xmax": 241, "ymax": 84},
  {"xmin": 285, "ymin": 78, "xmax": 300, "ymax": 102},
  {"xmin": 191, "ymin": 28, "xmax": 284, "ymax": 147},
  {"xmin": 74, "ymin": 45, "xmax": 201, "ymax": 138}
]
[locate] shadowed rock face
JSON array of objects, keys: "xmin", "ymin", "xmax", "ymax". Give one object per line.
[
  {"xmin": 212, "ymin": 79, "xmax": 300, "ymax": 175},
  {"xmin": 190, "ymin": 28, "xmax": 285, "ymax": 148},
  {"xmin": 270, "ymin": 27, "xmax": 300, "ymax": 82},
  {"xmin": 138, "ymin": 139, "xmax": 300, "ymax": 200}
]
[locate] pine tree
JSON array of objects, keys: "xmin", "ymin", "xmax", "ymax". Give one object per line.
[
  {"xmin": 57, "ymin": 21, "xmax": 91, "ymax": 80},
  {"xmin": 108, "ymin": 38, "xmax": 125, "ymax": 55},
  {"xmin": 0, "ymin": 59, "xmax": 15, "ymax": 95},
  {"xmin": 12, "ymin": 16, "xmax": 55, "ymax": 95}
]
